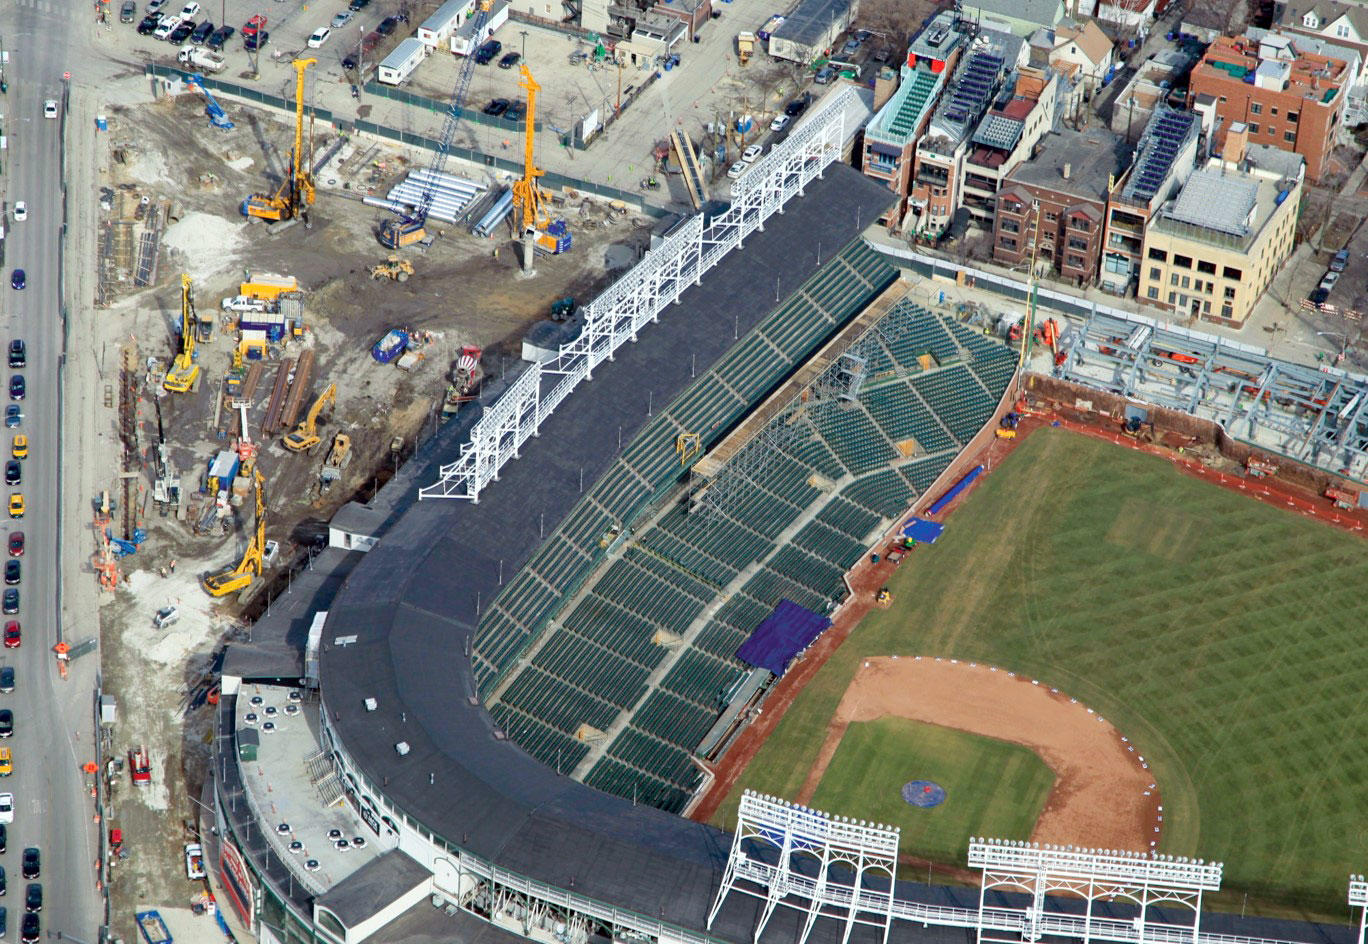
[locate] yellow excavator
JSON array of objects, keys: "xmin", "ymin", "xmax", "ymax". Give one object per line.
[
  {"xmin": 163, "ymin": 274, "xmax": 199, "ymax": 394},
  {"xmin": 202, "ymin": 467, "xmax": 266, "ymax": 597},
  {"xmin": 282, "ymin": 383, "xmax": 336, "ymax": 452},
  {"xmin": 242, "ymin": 58, "xmax": 318, "ymax": 223}
]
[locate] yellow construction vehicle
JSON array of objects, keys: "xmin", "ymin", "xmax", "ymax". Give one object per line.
[
  {"xmin": 202, "ymin": 468, "xmax": 266, "ymax": 597},
  {"xmin": 282, "ymin": 383, "xmax": 336, "ymax": 452},
  {"xmin": 511, "ymin": 65, "xmax": 569, "ymax": 260},
  {"xmin": 241, "ymin": 58, "xmax": 318, "ymax": 223},
  {"xmin": 368, "ymin": 256, "xmax": 414, "ymax": 282},
  {"xmin": 319, "ymin": 432, "xmax": 351, "ymax": 492},
  {"xmin": 163, "ymin": 274, "xmax": 200, "ymax": 394}
]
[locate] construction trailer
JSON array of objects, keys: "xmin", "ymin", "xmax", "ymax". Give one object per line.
[
  {"xmin": 378, "ymin": 38, "xmax": 428, "ymax": 86},
  {"xmin": 240, "ymin": 273, "xmax": 299, "ymax": 300},
  {"xmin": 418, "ymin": 0, "xmax": 469, "ymax": 47},
  {"xmin": 450, "ymin": 0, "xmax": 508, "ymax": 55}
]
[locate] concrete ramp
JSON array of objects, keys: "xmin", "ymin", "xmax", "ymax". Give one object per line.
[{"xmin": 671, "ymin": 130, "xmax": 706, "ymax": 211}]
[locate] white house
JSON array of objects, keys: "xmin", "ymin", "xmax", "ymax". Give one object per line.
[
  {"xmin": 1032, "ymin": 17, "xmax": 1115, "ymax": 94},
  {"xmin": 1094, "ymin": 0, "xmax": 1157, "ymax": 38}
]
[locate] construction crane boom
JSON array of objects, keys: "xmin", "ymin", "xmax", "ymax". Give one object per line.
[
  {"xmin": 242, "ymin": 58, "xmax": 317, "ymax": 223},
  {"xmin": 163, "ymin": 274, "xmax": 200, "ymax": 394},
  {"xmin": 202, "ymin": 467, "xmax": 267, "ymax": 597},
  {"xmin": 183, "ymin": 74, "xmax": 234, "ymax": 130},
  {"xmin": 512, "ymin": 65, "xmax": 545, "ymax": 236},
  {"xmin": 379, "ymin": 0, "xmax": 492, "ymax": 249},
  {"xmin": 282, "ymin": 383, "xmax": 337, "ymax": 452}
]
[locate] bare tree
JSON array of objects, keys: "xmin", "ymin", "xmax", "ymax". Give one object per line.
[{"xmin": 855, "ymin": 0, "xmax": 936, "ymax": 53}]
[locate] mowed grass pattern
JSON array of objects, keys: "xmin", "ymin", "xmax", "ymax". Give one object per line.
[
  {"xmin": 811, "ymin": 718, "xmax": 1054, "ymax": 864},
  {"xmin": 713, "ymin": 428, "xmax": 1368, "ymax": 909}
]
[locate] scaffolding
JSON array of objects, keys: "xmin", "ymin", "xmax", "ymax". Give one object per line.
[{"xmin": 418, "ymin": 87, "xmax": 858, "ymax": 501}]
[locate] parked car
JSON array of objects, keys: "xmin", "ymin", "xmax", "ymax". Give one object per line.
[
  {"xmin": 769, "ymin": 114, "xmax": 790, "ymax": 132},
  {"xmin": 3, "ymin": 464, "xmax": 17, "ymax": 487},
  {"xmin": 784, "ymin": 93, "xmax": 811, "ymax": 117},
  {"xmin": 20, "ymin": 850, "xmax": 36, "ymax": 882},
  {"xmin": 8, "ymin": 272, "xmax": 22, "ymax": 292},
  {"xmin": 0, "ymin": 796, "xmax": 13, "ymax": 826},
  {"xmin": 20, "ymin": 911, "xmax": 35, "ymax": 944},
  {"xmin": 499, "ymin": 51, "xmax": 521, "ymax": 69},
  {"xmin": 482, "ymin": 98, "xmax": 509, "ymax": 117},
  {"xmin": 348, "ymin": 0, "xmax": 371, "ymax": 10},
  {"xmin": 813, "ymin": 65, "xmax": 835, "ymax": 84},
  {"xmin": 169, "ymin": 20, "xmax": 195, "ymax": 42},
  {"xmin": 376, "ymin": 15, "xmax": 402, "ymax": 35},
  {"xmin": 179, "ymin": 1, "xmax": 201, "ymax": 18},
  {"xmin": 1319, "ymin": 270, "xmax": 1340, "ymax": 292},
  {"xmin": 840, "ymin": 37, "xmax": 860, "ymax": 56},
  {"xmin": 504, "ymin": 101, "xmax": 526, "ymax": 122},
  {"xmin": 0, "ymin": 712, "xmax": 13, "ymax": 738},
  {"xmin": 190, "ymin": 19, "xmax": 215, "ymax": 43},
  {"xmin": 1330, "ymin": 248, "xmax": 1350, "ymax": 272},
  {"xmin": 5, "ymin": 534, "xmax": 21, "ymax": 558},
  {"xmin": 244, "ymin": 29, "xmax": 269, "ymax": 50},
  {"xmin": 6, "ymin": 343, "xmax": 22, "ymax": 370},
  {"xmin": 22, "ymin": 884, "xmax": 37, "ymax": 914},
  {"xmin": 7, "ymin": 378, "xmax": 22, "ymax": 402},
  {"xmin": 1, "ymin": 593, "xmax": 15, "ymax": 619},
  {"xmin": 136, "ymin": 12, "xmax": 162, "ymax": 33},
  {"xmin": 474, "ymin": 39, "xmax": 501, "ymax": 64},
  {"xmin": 1309, "ymin": 286, "xmax": 1329, "ymax": 306},
  {"xmin": 9, "ymin": 205, "xmax": 22, "ymax": 224},
  {"xmin": 0, "ymin": 668, "xmax": 15, "ymax": 694},
  {"xmin": 307, "ymin": 26, "xmax": 331, "ymax": 47},
  {"xmin": 2, "ymin": 624, "xmax": 17, "ymax": 649},
  {"xmin": 6, "ymin": 495, "xmax": 20, "ymax": 520},
  {"xmin": 0, "ymin": 751, "xmax": 10, "ymax": 777},
  {"xmin": 2, "ymin": 409, "xmax": 18, "ymax": 430},
  {"xmin": 206, "ymin": 24, "xmax": 234, "ymax": 49},
  {"xmin": 3, "ymin": 561, "xmax": 18, "ymax": 586},
  {"xmin": 742, "ymin": 143, "xmax": 763, "ymax": 163},
  {"xmin": 341, "ymin": 54, "xmax": 358, "ymax": 70},
  {"xmin": 120, "ymin": 1, "xmax": 137, "ymax": 23},
  {"xmin": 152, "ymin": 15, "xmax": 181, "ymax": 39},
  {"xmin": 726, "ymin": 161, "xmax": 745, "ymax": 180}
]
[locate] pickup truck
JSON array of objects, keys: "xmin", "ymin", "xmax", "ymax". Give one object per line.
[
  {"xmin": 184, "ymin": 842, "xmax": 206, "ymax": 880},
  {"xmin": 177, "ymin": 45, "xmax": 225, "ymax": 72}
]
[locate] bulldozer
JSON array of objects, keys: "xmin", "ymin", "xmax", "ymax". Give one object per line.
[
  {"xmin": 369, "ymin": 256, "xmax": 414, "ymax": 282},
  {"xmin": 320, "ymin": 433, "xmax": 351, "ymax": 492},
  {"xmin": 282, "ymin": 383, "xmax": 336, "ymax": 452},
  {"xmin": 202, "ymin": 468, "xmax": 266, "ymax": 598}
]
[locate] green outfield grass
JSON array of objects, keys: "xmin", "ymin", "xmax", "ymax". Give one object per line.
[
  {"xmin": 810, "ymin": 718, "xmax": 1054, "ymax": 864},
  {"xmin": 712, "ymin": 427, "xmax": 1368, "ymax": 911}
]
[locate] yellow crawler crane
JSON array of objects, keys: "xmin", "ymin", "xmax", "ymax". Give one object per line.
[{"xmin": 202, "ymin": 468, "xmax": 266, "ymax": 597}]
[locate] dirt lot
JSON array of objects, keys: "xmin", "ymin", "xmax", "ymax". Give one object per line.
[{"xmin": 95, "ymin": 89, "xmax": 651, "ymax": 935}]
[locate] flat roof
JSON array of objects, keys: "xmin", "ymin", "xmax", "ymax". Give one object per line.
[
  {"xmin": 1005, "ymin": 127, "xmax": 1130, "ymax": 202},
  {"xmin": 316, "ymin": 849, "xmax": 432, "ymax": 927},
  {"xmin": 772, "ymin": 0, "xmax": 850, "ymax": 47},
  {"xmin": 1164, "ymin": 168, "xmax": 1258, "ymax": 236}
]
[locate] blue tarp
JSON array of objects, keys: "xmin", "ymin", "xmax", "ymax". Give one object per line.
[
  {"xmin": 927, "ymin": 465, "xmax": 982, "ymax": 515},
  {"xmin": 735, "ymin": 599, "xmax": 831, "ymax": 676},
  {"xmin": 901, "ymin": 518, "xmax": 944, "ymax": 543}
]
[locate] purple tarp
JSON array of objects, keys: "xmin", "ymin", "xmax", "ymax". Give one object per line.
[{"xmin": 735, "ymin": 600, "xmax": 832, "ymax": 676}]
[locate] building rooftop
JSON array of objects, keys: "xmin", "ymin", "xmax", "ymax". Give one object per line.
[
  {"xmin": 1278, "ymin": 0, "xmax": 1368, "ymax": 44},
  {"xmin": 1004, "ymin": 127, "xmax": 1130, "ymax": 202},
  {"xmin": 1153, "ymin": 149, "xmax": 1303, "ymax": 248},
  {"xmin": 771, "ymin": 0, "xmax": 850, "ymax": 47},
  {"xmin": 922, "ymin": 32, "xmax": 1019, "ymax": 149},
  {"xmin": 316, "ymin": 849, "xmax": 432, "ymax": 928},
  {"xmin": 1121, "ymin": 105, "xmax": 1200, "ymax": 204},
  {"xmin": 1193, "ymin": 34, "xmax": 1349, "ymax": 104},
  {"xmin": 237, "ymin": 686, "xmax": 384, "ymax": 896},
  {"xmin": 961, "ymin": 0, "xmax": 1065, "ymax": 32},
  {"xmin": 870, "ymin": 12, "xmax": 967, "ymax": 147}
]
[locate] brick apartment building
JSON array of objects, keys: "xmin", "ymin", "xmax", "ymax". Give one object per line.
[
  {"xmin": 1187, "ymin": 33, "xmax": 1348, "ymax": 181},
  {"xmin": 992, "ymin": 127, "xmax": 1130, "ymax": 284}
]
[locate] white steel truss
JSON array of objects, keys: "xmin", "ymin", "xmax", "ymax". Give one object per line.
[
  {"xmin": 418, "ymin": 88, "xmax": 857, "ymax": 501},
  {"xmin": 708, "ymin": 791, "xmax": 899, "ymax": 944},
  {"xmin": 1349, "ymin": 874, "xmax": 1368, "ymax": 944},
  {"xmin": 968, "ymin": 839, "xmax": 1222, "ymax": 944}
]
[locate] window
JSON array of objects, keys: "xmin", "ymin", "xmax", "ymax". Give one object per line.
[
  {"xmin": 1044, "ymin": 210, "xmax": 1059, "ymax": 222},
  {"xmin": 1288, "ymin": 110, "xmax": 1298, "ymax": 124},
  {"xmin": 1223, "ymin": 265, "xmax": 1242, "ymax": 280},
  {"xmin": 1105, "ymin": 255, "xmax": 1129, "ymax": 274},
  {"xmin": 1150, "ymin": 266, "xmax": 1162, "ymax": 280},
  {"xmin": 1148, "ymin": 247, "xmax": 1168, "ymax": 262},
  {"xmin": 1197, "ymin": 260, "xmax": 1216, "ymax": 275},
  {"xmin": 1071, "ymin": 217, "xmax": 1092, "ymax": 232},
  {"xmin": 1147, "ymin": 286, "xmax": 1160, "ymax": 299},
  {"xmin": 1001, "ymin": 219, "xmax": 1020, "ymax": 234},
  {"xmin": 1302, "ymin": 12, "xmax": 1318, "ymax": 27},
  {"xmin": 1218, "ymin": 95, "xmax": 1227, "ymax": 103},
  {"xmin": 1181, "ymin": 275, "xmax": 1190, "ymax": 289},
  {"xmin": 1250, "ymin": 102, "xmax": 1262, "ymax": 115},
  {"xmin": 1224, "ymin": 286, "xmax": 1236, "ymax": 300},
  {"xmin": 1067, "ymin": 254, "xmax": 1086, "ymax": 268},
  {"xmin": 1271, "ymin": 106, "xmax": 1278, "ymax": 116},
  {"xmin": 1170, "ymin": 272, "xmax": 1179, "ymax": 286},
  {"xmin": 1173, "ymin": 254, "xmax": 1192, "ymax": 269},
  {"xmin": 1202, "ymin": 300, "xmax": 1211, "ymax": 314},
  {"xmin": 1248, "ymin": 123, "xmax": 1260, "ymax": 134},
  {"xmin": 1337, "ymin": 22, "xmax": 1350, "ymax": 37},
  {"xmin": 1222, "ymin": 303, "xmax": 1234, "ymax": 318},
  {"xmin": 1168, "ymin": 291, "xmax": 1176, "ymax": 304},
  {"xmin": 999, "ymin": 236, "xmax": 1017, "ymax": 250},
  {"xmin": 1285, "ymin": 130, "xmax": 1297, "ymax": 143},
  {"xmin": 1068, "ymin": 237, "xmax": 1089, "ymax": 251}
]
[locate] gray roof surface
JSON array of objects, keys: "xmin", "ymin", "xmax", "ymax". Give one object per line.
[
  {"xmin": 772, "ymin": 0, "xmax": 850, "ymax": 47},
  {"xmin": 315, "ymin": 165, "xmax": 899, "ymax": 940},
  {"xmin": 1164, "ymin": 168, "xmax": 1258, "ymax": 236},
  {"xmin": 329, "ymin": 502, "xmax": 390, "ymax": 536},
  {"xmin": 1004, "ymin": 127, "xmax": 1130, "ymax": 202},
  {"xmin": 316, "ymin": 848, "xmax": 433, "ymax": 927},
  {"xmin": 972, "ymin": 113, "xmax": 1024, "ymax": 151},
  {"xmin": 963, "ymin": 0, "xmax": 1064, "ymax": 29},
  {"xmin": 371, "ymin": 902, "xmax": 538, "ymax": 944}
]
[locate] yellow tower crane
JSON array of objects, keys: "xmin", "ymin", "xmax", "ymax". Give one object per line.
[
  {"xmin": 202, "ymin": 467, "xmax": 267, "ymax": 597},
  {"xmin": 242, "ymin": 58, "xmax": 318, "ymax": 223},
  {"xmin": 163, "ymin": 274, "xmax": 199, "ymax": 394},
  {"xmin": 512, "ymin": 64, "xmax": 546, "ymax": 242},
  {"xmin": 282, "ymin": 383, "xmax": 337, "ymax": 452}
]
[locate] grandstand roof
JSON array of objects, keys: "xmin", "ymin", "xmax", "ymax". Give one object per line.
[{"xmin": 314, "ymin": 165, "xmax": 898, "ymax": 938}]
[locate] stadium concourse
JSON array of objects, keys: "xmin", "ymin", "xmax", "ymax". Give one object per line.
[{"xmin": 205, "ymin": 164, "xmax": 1363, "ymax": 944}]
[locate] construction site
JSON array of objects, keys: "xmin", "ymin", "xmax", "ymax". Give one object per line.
[{"xmin": 88, "ymin": 39, "xmax": 653, "ymax": 938}]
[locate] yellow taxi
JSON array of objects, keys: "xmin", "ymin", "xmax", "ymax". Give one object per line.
[
  {"xmin": 10, "ymin": 436, "xmax": 25, "ymax": 460},
  {"xmin": 7, "ymin": 495, "xmax": 22, "ymax": 519},
  {"xmin": 0, "ymin": 747, "xmax": 13, "ymax": 777}
]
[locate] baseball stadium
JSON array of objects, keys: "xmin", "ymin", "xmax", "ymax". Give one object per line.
[{"xmin": 207, "ymin": 87, "xmax": 1368, "ymax": 944}]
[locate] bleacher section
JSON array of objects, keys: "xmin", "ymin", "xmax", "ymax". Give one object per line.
[{"xmin": 477, "ymin": 257, "xmax": 1019, "ymax": 814}]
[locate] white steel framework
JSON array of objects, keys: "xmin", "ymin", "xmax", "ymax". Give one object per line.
[
  {"xmin": 968, "ymin": 839, "xmax": 1222, "ymax": 944},
  {"xmin": 1349, "ymin": 874, "xmax": 1368, "ymax": 944},
  {"xmin": 418, "ymin": 88, "xmax": 857, "ymax": 501},
  {"xmin": 708, "ymin": 791, "xmax": 900, "ymax": 944}
]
